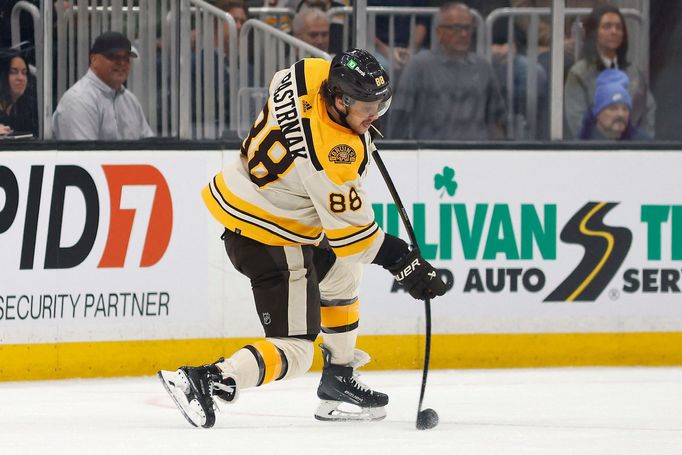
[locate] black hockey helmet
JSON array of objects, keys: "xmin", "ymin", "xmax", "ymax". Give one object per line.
[{"xmin": 326, "ymin": 49, "xmax": 392, "ymax": 117}]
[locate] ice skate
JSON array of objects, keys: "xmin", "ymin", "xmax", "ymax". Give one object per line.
[
  {"xmin": 158, "ymin": 362, "xmax": 238, "ymax": 428},
  {"xmin": 315, "ymin": 344, "xmax": 388, "ymax": 422}
]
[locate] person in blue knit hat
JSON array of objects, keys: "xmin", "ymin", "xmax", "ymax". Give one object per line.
[{"xmin": 578, "ymin": 68, "xmax": 651, "ymax": 141}]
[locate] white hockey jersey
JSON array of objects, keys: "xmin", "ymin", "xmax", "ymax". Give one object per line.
[{"xmin": 202, "ymin": 58, "xmax": 385, "ymax": 263}]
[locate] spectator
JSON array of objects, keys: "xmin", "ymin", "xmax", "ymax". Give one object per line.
[
  {"xmin": 259, "ymin": 0, "xmax": 295, "ymax": 34},
  {"xmin": 490, "ymin": 19, "xmax": 548, "ymax": 139},
  {"xmin": 189, "ymin": 0, "xmax": 245, "ymax": 64},
  {"xmin": 52, "ymin": 31, "xmax": 153, "ymax": 140},
  {"xmin": 214, "ymin": 0, "xmax": 248, "ymax": 48},
  {"xmin": 564, "ymin": 4, "xmax": 655, "ymax": 139},
  {"xmin": 449, "ymin": 0, "xmax": 508, "ymax": 16},
  {"xmin": 0, "ymin": 48, "xmax": 38, "ymax": 137},
  {"xmin": 190, "ymin": 0, "xmax": 248, "ymax": 138},
  {"xmin": 389, "ymin": 2, "xmax": 506, "ymax": 140},
  {"xmin": 369, "ymin": 0, "xmax": 430, "ymax": 71},
  {"xmin": 578, "ymin": 68, "xmax": 650, "ymax": 141},
  {"xmin": 511, "ymin": 0, "xmax": 599, "ymax": 76},
  {"xmin": 294, "ymin": 0, "xmax": 345, "ymax": 54},
  {"xmin": 292, "ymin": 7, "xmax": 330, "ymax": 52}
]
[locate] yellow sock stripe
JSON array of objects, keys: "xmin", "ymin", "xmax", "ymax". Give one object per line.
[
  {"xmin": 320, "ymin": 301, "xmax": 360, "ymax": 329},
  {"xmin": 251, "ymin": 340, "xmax": 283, "ymax": 385}
]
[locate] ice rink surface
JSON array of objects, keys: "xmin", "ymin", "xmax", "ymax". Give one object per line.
[{"xmin": 2, "ymin": 367, "xmax": 682, "ymax": 455}]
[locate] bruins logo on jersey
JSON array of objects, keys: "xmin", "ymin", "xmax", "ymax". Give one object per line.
[{"xmin": 329, "ymin": 144, "xmax": 356, "ymax": 164}]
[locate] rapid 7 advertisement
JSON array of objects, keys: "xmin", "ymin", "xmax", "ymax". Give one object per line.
[
  {"xmin": 0, "ymin": 151, "xmax": 215, "ymax": 343},
  {"xmin": 360, "ymin": 150, "xmax": 682, "ymax": 335}
]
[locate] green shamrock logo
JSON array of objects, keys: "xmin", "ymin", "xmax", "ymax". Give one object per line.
[{"xmin": 434, "ymin": 166, "xmax": 458, "ymax": 197}]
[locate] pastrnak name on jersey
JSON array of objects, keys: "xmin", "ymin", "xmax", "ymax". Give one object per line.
[
  {"xmin": 272, "ymin": 71, "xmax": 307, "ymax": 159},
  {"xmin": 202, "ymin": 58, "xmax": 385, "ymax": 264}
]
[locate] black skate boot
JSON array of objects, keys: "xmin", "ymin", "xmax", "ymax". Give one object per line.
[
  {"xmin": 158, "ymin": 360, "xmax": 238, "ymax": 429},
  {"xmin": 315, "ymin": 344, "xmax": 388, "ymax": 421}
]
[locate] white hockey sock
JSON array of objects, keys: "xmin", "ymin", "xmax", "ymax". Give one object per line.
[
  {"xmin": 321, "ymin": 329, "xmax": 358, "ymax": 365},
  {"xmin": 215, "ymin": 337, "xmax": 314, "ymax": 389},
  {"xmin": 215, "ymin": 349, "xmax": 259, "ymax": 389}
]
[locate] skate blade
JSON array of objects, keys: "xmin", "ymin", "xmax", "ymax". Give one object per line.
[
  {"xmin": 314, "ymin": 400, "xmax": 387, "ymax": 422},
  {"xmin": 158, "ymin": 370, "xmax": 209, "ymax": 428}
]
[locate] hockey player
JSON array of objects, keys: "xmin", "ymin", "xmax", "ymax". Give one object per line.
[{"xmin": 158, "ymin": 49, "xmax": 447, "ymax": 428}]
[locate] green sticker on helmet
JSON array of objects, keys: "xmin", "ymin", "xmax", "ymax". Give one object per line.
[{"xmin": 345, "ymin": 59, "xmax": 358, "ymax": 70}]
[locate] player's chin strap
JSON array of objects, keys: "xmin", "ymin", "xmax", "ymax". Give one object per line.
[{"xmin": 331, "ymin": 102, "xmax": 352, "ymax": 129}]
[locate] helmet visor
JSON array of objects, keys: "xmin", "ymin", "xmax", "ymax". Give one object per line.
[{"xmin": 343, "ymin": 94, "xmax": 393, "ymax": 118}]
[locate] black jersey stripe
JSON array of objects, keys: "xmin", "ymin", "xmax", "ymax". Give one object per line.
[
  {"xmin": 326, "ymin": 222, "xmax": 378, "ymax": 243},
  {"xmin": 320, "ymin": 297, "xmax": 359, "ymax": 308},
  {"xmin": 209, "ymin": 179, "xmax": 321, "ymax": 243},
  {"xmin": 302, "ymin": 117, "xmax": 322, "ymax": 171},
  {"xmin": 294, "ymin": 59, "xmax": 307, "ymax": 96},
  {"xmin": 209, "ymin": 178, "xmax": 295, "ymax": 242},
  {"xmin": 358, "ymin": 133, "xmax": 369, "ymax": 176},
  {"xmin": 209, "ymin": 177, "xmax": 323, "ymax": 243},
  {"xmin": 327, "ymin": 223, "xmax": 380, "ymax": 248}
]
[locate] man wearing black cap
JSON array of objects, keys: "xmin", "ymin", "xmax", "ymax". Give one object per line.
[{"xmin": 52, "ymin": 31, "xmax": 153, "ymax": 140}]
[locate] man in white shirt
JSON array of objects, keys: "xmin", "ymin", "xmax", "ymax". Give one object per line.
[{"xmin": 52, "ymin": 31, "xmax": 154, "ymax": 140}]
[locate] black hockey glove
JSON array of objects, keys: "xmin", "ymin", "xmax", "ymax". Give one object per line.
[{"xmin": 388, "ymin": 250, "xmax": 447, "ymax": 301}]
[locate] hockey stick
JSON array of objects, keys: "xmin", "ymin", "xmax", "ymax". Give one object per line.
[{"xmin": 369, "ymin": 125, "xmax": 438, "ymax": 430}]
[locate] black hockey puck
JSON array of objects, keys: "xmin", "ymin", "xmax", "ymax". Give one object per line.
[{"xmin": 416, "ymin": 408, "xmax": 439, "ymax": 430}]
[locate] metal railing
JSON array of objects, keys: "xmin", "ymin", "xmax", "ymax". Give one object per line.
[
  {"xmin": 51, "ymin": 0, "xmax": 179, "ymax": 137},
  {"xmin": 10, "ymin": 1, "xmax": 42, "ymax": 135},
  {"xmin": 485, "ymin": 7, "xmax": 646, "ymax": 72},
  {"xmin": 10, "ymin": 1, "xmax": 41, "ymax": 60},
  {"xmin": 248, "ymin": 6, "xmax": 295, "ymax": 31},
  {"xmin": 49, "ymin": 0, "xmax": 239, "ymax": 139},
  {"xmin": 185, "ymin": 0, "xmax": 239, "ymax": 139},
  {"xmin": 237, "ymin": 18, "xmax": 331, "ymax": 138},
  {"xmin": 13, "ymin": 2, "xmax": 649, "ymax": 141}
]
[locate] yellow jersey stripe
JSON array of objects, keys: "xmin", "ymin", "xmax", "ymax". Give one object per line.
[
  {"xmin": 331, "ymin": 229, "xmax": 380, "ymax": 257},
  {"xmin": 326, "ymin": 222, "xmax": 378, "ymax": 242},
  {"xmin": 203, "ymin": 184, "xmax": 301, "ymax": 246},
  {"xmin": 204, "ymin": 175, "xmax": 324, "ymax": 245}
]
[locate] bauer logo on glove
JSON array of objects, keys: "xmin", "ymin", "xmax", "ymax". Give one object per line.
[
  {"xmin": 393, "ymin": 256, "xmax": 421, "ymax": 281},
  {"xmin": 389, "ymin": 250, "xmax": 447, "ymax": 301}
]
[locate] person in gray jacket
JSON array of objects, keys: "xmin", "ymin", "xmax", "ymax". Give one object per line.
[
  {"xmin": 52, "ymin": 31, "xmax": 153, "ymax": 140},
  {"xmin": 564, "ymin": 4, "xmax": 655, "ymax": 139},
  {"xmin": 389, "ymin": 2, "xmax": 506, "ymax": 140}
]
